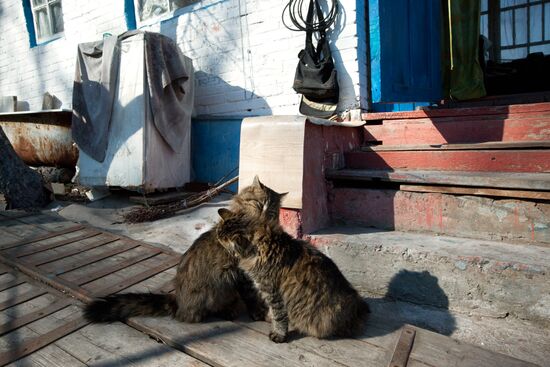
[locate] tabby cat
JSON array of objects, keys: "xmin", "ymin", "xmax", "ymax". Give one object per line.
[
  {"xmin": 84, "ymin": 176, "xmax": 286, "ymax": 323},
  {"xmin": 217, "ymin": 208, "xmax": 369, "ymax": 343}
]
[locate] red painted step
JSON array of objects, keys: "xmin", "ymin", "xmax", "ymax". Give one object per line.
[
  {"xmin": 362, "ymin": 102, "xmax": 550, "ymax": 121},
  {"xmin": 363, "ymin": 115, "xmax": 550, "ymax": 145},
  {"xmin": 329, "ymin": 187, "xmax": 550, "ymax": 244},
  {"xmin": 345, "ymin": 149, "xmax": 550, "ymax": 173}
]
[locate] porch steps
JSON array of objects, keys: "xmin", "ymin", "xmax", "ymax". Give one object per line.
[
  {"xmin": 361, "ymin": 102, "xmax": 550, "ymax": 146},
  {"xmin": 324, "ymin": 101, "xmax": 550, "ymax": 244}
]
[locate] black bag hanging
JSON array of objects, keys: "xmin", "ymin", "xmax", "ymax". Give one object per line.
[{"xmin": 292, "ymin": 0, "xmax": 339, "ymax": 118}]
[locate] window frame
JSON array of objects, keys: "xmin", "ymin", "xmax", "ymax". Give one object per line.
[
  {"xmin": 481, "ymin": 0, "xmax": 550, "ymax": 62},
  {"xmin": 132, "ymin": 0, "xmax": 200, "ymax": 27},
  {"xmin": 30, "ymin": 0, "xmax": 65, "ymax": 45}
]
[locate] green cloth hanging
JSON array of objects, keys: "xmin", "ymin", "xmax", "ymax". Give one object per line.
[{"xmin": 441, "ymin": 0, "xmax": 486, "ymax": 100}]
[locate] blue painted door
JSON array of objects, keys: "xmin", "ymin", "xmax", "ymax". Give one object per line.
[{"xmin": 369, "ymin": 0, "xmax": 442, "ymax": 104}]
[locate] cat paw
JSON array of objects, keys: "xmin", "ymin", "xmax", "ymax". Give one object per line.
[{"xmin": 269, "ymin": 331, "xmax": 288, "ymax": 343}]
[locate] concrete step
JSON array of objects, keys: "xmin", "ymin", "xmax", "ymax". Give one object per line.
[
  {"xmin": 328, "ymin": 187, "xmax": 550, "ymax": 244},
  {"xmin": 307, "ymin": 227, "xmax": 550, "ymax": 328}
]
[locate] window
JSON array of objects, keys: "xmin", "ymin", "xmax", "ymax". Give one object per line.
[
  {"xmin": 481, "ymin": 0, "xmax": 550, "ymax": 62},
  {"xmin": 29, "ymin": 0, "xmax": 64, "ymax": 43},
  {"xmin": 135, "ymin": 0, "xmax": 198, "ymax": 23}
]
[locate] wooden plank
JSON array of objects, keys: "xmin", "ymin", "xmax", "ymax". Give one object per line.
[
  {"xmin": 363, "ymin": 116, "xmax": 550, "ymax": 145},
  {"xmin": 0, "ymin": 316, "xmax": 89, "ymax": 366},
  {"xmin": 325, "ymin": 169, "xmax": 550, "ymax": 191},
  {"xmin": 24, "ymin": 236, "xmax": 119, "ymax": 266},
  {"xmin": 17, "ymin": 304, "xmax": 207, "ymax": 367},
  {"xmin": 0, "ymin": 288, "xmax": 47, "ymax": 312},
  {"xmin": 408, "ymin": 326, "xmax": 538, "ymax": 367},
  {"xmin": 128, "ymin": 316, "xmax": 351, "ymax": 367},
  {"xmin": 0, "ymin": 277, "xmax": 26, "ymax": 292},
  {"xmin": 362, "ymin": 102, "xmax": 550, "ymax": 120},
  {"xmin": 3, "ymin": 230, "xmax": 100, "ymax": 258},
  {"xmin": 0, "ymin": 221, "xmax": 49, "ymax": 242},
  {"xmin": 344, "ymin": 150, "xmax": 550, "ymax": 173},
  {"xmin": 400, "ymin": 185, "xmax": 550, "ymax": 200},
  {"xmin": 13, "ymin": 214, "xmax": 79, "ymax": 233},
  {"xmin": 0, "ymin": 299, "xmax": 72, "ymax": 336},
  {"xmin": 70, "ymin": 249, "xmax": 162, "ymax": 286},
  {"xmin": 4, "ymin": 344, "xmax": 87, "ymax": 367},
  {"xmin": 388, "ymin": 325, "xmax": 416, "ymax": 367},
  {"xmin": 90, "ymin": 257, "xmax": 179, "ymax": 298},
  {"xmin": 0, "ymin": 264, "xmax": 9, "ymax": 276},
  {"xmin": 0, "ymin": 256, "xmax": 89, "ymax": 305},
  {"xmin": 234, "ymin": 318, "xmax": 392, "ymax": 367},
  {"xmin": 0, "ymin": 225, "xmax": 84, "ymax": 251},
  {"xmin": 55, "ymin": 323, "xmax": 208, "ymax": 367},
  {"xmin": 363, "ymin": 141, "xmax": 550, "ymax": 151},
  {"xmin": 44, "ymin": 240, "xmax": 139, "ymax": 276}
]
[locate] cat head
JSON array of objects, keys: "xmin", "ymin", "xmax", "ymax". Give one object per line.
[
  {"xmin": 216, "ymin": 208, "xmax": 256, "ymax": 259},
  {"xmin": 231, "ymin": 175, "xmax": 287, "ymax": 222}
]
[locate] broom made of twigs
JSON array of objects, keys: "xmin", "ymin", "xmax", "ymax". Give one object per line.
[{"xmin": 124, "ymin": 176, "xmax": 239, "ymax": 223}]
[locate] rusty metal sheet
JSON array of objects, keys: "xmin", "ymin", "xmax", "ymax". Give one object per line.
[{"xmin": 0, "ymin": 120, "xmax": 78, "ymax": 167}]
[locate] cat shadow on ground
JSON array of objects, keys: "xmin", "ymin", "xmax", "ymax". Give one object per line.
[{"xmin": 362, "ymin": 269, "xmax": 457, "ymax": 338}]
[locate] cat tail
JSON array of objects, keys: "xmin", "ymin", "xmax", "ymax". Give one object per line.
[{"xmin": 83, "ymin": 293, "xmax": 177, "ymax": 323}]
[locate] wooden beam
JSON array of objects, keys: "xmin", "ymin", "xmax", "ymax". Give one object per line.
[
  {"xmin": 362, "ymin": 102, "xmax": 550, "ymax": 121},
  {"xmin": 388, "ymin": 325, "xmax": 416, "ymax": 367},
  {"xmin": 363, "ymin": 141, "xmax": 550, "ymax": 151},
  {"xmin": 400, "ymin": 185, "xmax": 550, "ymax": 200},
  {"xmin": 325, "ymin": 169, "xmax": 550, "ymax": 191},
  {"xmin": 345, "ymin": 150, "xmax": 550, "ymax": 173},
  {"xmin": 363, "ymin": 117, "xmax": 550, "ymax": 145}
]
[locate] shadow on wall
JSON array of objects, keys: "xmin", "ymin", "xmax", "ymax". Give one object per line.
[
  {"xmin": 325, "ymin": 0, "xmax": 357, "ymax": 109},
  {"xmin": 365, "ymin": 269, "xmax": 456, "ymax": 337},
  {"xmin": 193, "ymin": 71, "xmax": 272, "ymax": 117}
]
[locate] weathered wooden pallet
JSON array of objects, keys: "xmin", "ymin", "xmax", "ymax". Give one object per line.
[{"xmin": 0, "ymin": 212, "xmax": 180, "ymax": 365}]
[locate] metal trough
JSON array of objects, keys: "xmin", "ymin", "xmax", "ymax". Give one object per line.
[{"xmin": 0, "ymin": 110, "xmax": 78, "ymax": 168}]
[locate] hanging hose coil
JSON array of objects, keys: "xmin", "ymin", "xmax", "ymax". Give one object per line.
[{"xmin": 282, "ymin": 0, "xmax": 338, "ymax": 32}]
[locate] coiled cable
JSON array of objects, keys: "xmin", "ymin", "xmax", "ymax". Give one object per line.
[{"xmin": 282, "ymin": 0, "xmax": 338, "ymax": 32}]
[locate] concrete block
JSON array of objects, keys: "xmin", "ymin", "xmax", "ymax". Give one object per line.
[{"xmin": 307, "ymin": 228, "xmax": 550, "ymax": 326}]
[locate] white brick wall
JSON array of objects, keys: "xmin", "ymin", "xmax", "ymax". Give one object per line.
[{"xmin": 0, "ymin": 0, "xmax": 366, "ymax": 116}]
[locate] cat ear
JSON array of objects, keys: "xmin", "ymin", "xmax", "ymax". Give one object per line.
[
  {"xmin": 279, "ymin": 192, "xmax": 289, "ymax": 199},
  {"xmin": 252, "ymin": 175, "xmax": 261, "ymax": 187},
  {"xmin": 218, "ymin": 208, "xmax": 233, "ymax": 221}
]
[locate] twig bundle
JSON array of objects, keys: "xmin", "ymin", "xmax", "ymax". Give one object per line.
[{"xmin": 124, "ymin": 176, "xmax": 238, "ymax": 223}]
